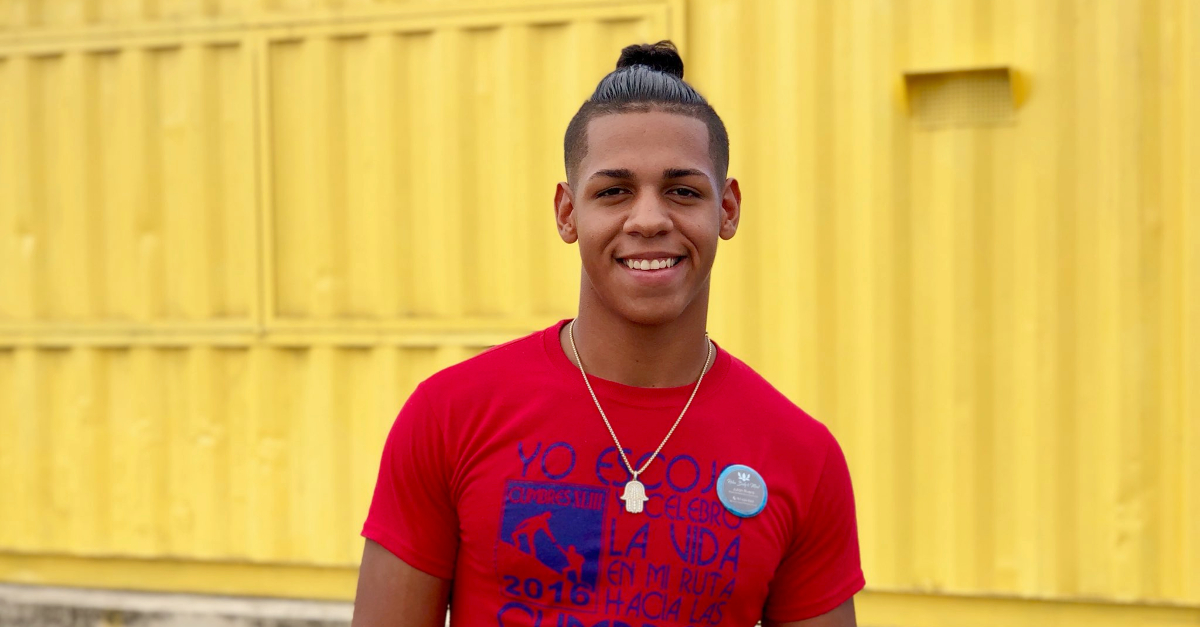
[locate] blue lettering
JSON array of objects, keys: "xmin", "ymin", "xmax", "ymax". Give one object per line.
[
  {"xmin": 721, "ymin": 505, "xmax": 743, "ymax": 530},
  {"xmin": 497, "ymin": 601, "xmax": 541, "ymax": 626},
  {"xmin": 669, "ymin": 523, "xmax": 720, "ymax": 565},
  {"xmin": 644, "ymin": 493, "xmax": 663, "ymax": 519},
  {"xmin": 646, "ymin": 563, "xmax": 670, "ymax": 590},
  {"xmin": 595, "ymin": 447, "xmax": 634, "ymax": 486},
  {"xmin": 699, "ymin": 461, "xmax": 718, "ymax": 493},
  {"xmin": 606, "ymin": 560, "xmax": 635, "ymax": 585},
  {"xmin": 608, "ymin": 520, "xmax": 650, "ymax": 559},
  {"xmin": 632, "ymin": 452, "xmax": 665, "ymax": 490},
  {"xmin": 605, "ymin": 587, "xmax": 625, "ymax": 614},
  {"xmin": 517, "ymin": 442, "xmax": 541, "ymax": 478},
  {"xmin": 668, "ymin": 521, "xmax": 687, "ymax": 561},
  {"xmin": 666, "ymin": 455, "xmax": 699, "ymax": 492},
  {"xmin": 625, "ymin": 590, "xmax": 643, "ymax": 617},
  {"xmin": 696, "ymin": 527, "xmax": 719, "ymax": 566},
  {"xmin": 719, "ymin": 536, "xmax": 740, "ymax": 573},
  {"xmin": 542, "ymin": 442, "xmax": 576, "ymax": 480},
  {"xmin": 626, "ymin": 523, "xmax": 649, "ymax": 559},
  {"xmin": 689, "ymin": 600, "xmax": 724, "ymax": 625}
]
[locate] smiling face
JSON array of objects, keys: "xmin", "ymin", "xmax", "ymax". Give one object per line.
[{"xmin": 555, "ymin": 110, "xmax": 741, "ymax": 327}]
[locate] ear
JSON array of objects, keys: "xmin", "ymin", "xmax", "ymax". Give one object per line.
[
  {"xmin": 555, "ymin": 182, "xmax": 578, "ymax": 244},
  {"xmin": 718, "ymin": 177, "xmax": 741, "ymax": 240}
]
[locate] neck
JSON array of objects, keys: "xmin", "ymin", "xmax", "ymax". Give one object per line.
[{"xmin": 560, "ymin": 297, "xmax": 713, "ymax": 388}]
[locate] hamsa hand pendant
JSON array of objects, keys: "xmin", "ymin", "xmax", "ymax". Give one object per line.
[{"xmin": 620, "ymin": 479, "xmax": 648, "ymax": 514}]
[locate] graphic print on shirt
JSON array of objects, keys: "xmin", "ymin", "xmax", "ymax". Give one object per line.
[
  {"xmin": 497, "ymin": 440, "xmax": 746, "ymax": 627},
  {"xmin": 496, "ymin": 480, "xmax": 608, "ymax": 613}
]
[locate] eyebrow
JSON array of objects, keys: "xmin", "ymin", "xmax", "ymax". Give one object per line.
[
  {"xmin": 588, "ymin": 168, "xmax": 707, "ymax": 181},
  {"xmin": 663, "ymin": 168, "xmax": 706, "ymax": 179},
  {"xmin": 589, "ymin": 168, "xmax": 634, "ymax": 180}
]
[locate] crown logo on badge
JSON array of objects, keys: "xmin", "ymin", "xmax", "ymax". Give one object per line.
[{"xmin": 737, "ymin": 472, "xmax": 750, "ymax": 482}]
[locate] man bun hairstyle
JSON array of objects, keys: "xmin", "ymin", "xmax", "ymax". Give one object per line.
[
  {"xmin": 615, "ymin": 40, "xmax": 685, "ymax": 78},
  {"xmin": 564, "ymin": 40, "xmax": 730, "ymax": 184}
]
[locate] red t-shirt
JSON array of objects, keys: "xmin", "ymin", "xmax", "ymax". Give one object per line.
[{"xmin": 363, "ymin": 320, "xmax": 864, "ymax": 626}]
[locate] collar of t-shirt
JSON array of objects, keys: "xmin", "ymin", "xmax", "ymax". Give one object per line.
[{"xmin": 541, "ymin": 319, "xmax": 733, "ymax": 410}]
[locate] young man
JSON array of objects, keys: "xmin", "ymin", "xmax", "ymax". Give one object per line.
[{"xmin": 352, "ymin": 41, "xmax": 864, "ymax": 627}]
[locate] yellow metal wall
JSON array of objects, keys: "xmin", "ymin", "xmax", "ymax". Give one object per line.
[
  {"xmin": 0, "ymin": 0, "xmax": 673, "ymax": 593},
  {"xmin": 685, "ymin": 0, "xmax": 1200, "ymax": 611},
  {"xmin": 687, "ymin": 0, "xmax": 1200, "ymax": 608},
  {"xmin": 2, "ymin": 1, "xmax": 1199, "ymax": 626}
]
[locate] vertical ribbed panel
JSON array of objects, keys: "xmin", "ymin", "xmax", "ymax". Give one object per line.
[
  {"xmin": 0, "ymin": 0, "xmax": 675, "ymax": 596},
  {"xmin": 687, "ymin": 0, "xmax": 1199, "ymax": 606},
  {"xmin": 0, "ymin": 45, "xmax": 255, "ymax": 326},
  {"xmin": 0, "ymin": 0, "xmax": 424, "ymax": 30},
  {"xmin": 1178, "ymin": 0, "xmax": 1200, "ymax": 605},
  {"xmin": 266, "ymin": 13, "xmax": 652, "ymax": 322},
  {"xmin": 0, "ymin": 344, "xmax": 485, "ymax": 565}
]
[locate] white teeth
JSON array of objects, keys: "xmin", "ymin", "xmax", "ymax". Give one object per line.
[{"xmin": 623, "ymin": 257, "xmax": 679, "ymax": 270}]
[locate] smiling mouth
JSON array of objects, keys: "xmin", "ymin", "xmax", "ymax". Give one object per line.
[{"xmin": 617, "ymin": 257, "xmax": 685, "ymax": 271}]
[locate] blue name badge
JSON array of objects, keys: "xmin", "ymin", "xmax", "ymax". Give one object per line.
[{"xmin": 717, "ymin": 464, "xmax": 768, "ymax": 518}]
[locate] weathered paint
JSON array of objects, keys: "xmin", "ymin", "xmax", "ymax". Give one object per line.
[{"xmin": 1, "ymin": 0, "xmax": 1197, "ymax": 624}]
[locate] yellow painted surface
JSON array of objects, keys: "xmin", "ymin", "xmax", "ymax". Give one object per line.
[
  {"xmin": 0, "ymin": 553, "xmax": 359, "ymax": 601},
  {"xmin": 1, "ymin": 0, "xmax": 1198, "ymax": 625}
]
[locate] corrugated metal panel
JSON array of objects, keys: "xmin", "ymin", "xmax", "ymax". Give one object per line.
[
  {"xmin": 0, "ymin": 0, "xmax": 542, "ymax": 31},
  {"xmin": 264, "ymin": 17, "xmax": 656, "ymax": 323},
  {"xmin": 0, "ymin": 44, "xmax": 257, "ymax": 327},
  {"xmin": 0, "ymin": 0, "xmax": 445, "ymax": 31},
  {"xmin": 0, "ymin": 0, "xmax": 676, "ymax": 40},
  {"xmin": 0, "ymin": 0, "xmax": 679, "ymax": 602},
  {"xmin": 1, "ymin": 0, "xmax": 1198, "ymax": 622},
  {"xmin": 687, "ymin": 0, "xmax": 1200, "ymax": 607},
  {"xmin": 0, "ymin": 343, "xmax": 482, "ymax": 564}
]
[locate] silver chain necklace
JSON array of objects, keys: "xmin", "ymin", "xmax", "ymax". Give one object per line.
[{"xmin": 568, "ymin": 320, "xmax": 713, "ymax": 514}]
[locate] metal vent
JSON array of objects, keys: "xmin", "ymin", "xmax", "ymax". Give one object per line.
[{"xmin": 904, "ymin": 67, "xmax": 1016, "ymax": 129}]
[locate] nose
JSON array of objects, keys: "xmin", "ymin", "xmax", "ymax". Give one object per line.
[{"xmin": 623, "ymin": 191, "xmax": 673, "ymax": 237}]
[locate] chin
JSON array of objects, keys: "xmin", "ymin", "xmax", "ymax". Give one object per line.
[
  {"xmin": 620, "ymin": 310, "xmax": 679, "ymax": 327},
  {"xmin": 610, "ymin": 297, "xmax": 692, "ymax": 327}
]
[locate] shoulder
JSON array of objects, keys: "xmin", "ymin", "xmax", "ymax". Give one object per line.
[{"xmin": 717, "ymin": 353, "xmax": 851, "ymax": 523}]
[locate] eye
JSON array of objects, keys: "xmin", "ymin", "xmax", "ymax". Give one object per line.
[
  {"xmin": 596, "ymin": 187, "xmax": 627, "ymax": 198},
  {"xmin": 670, "ymin": 187, "xmax": 702, "ymax": 198}
]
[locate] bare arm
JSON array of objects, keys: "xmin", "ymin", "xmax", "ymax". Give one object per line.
[
  {"xmin": 351, "ymin": 539, "xmax": 451, "ymax": 627},
  {"xmin": 763, "ymin": 597, "xmax": 856, "ymax": 627}
]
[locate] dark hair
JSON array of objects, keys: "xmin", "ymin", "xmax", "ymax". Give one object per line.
[{"xmin": 563, "ymin": 41, "xmax": 730, "ymax": 184}]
